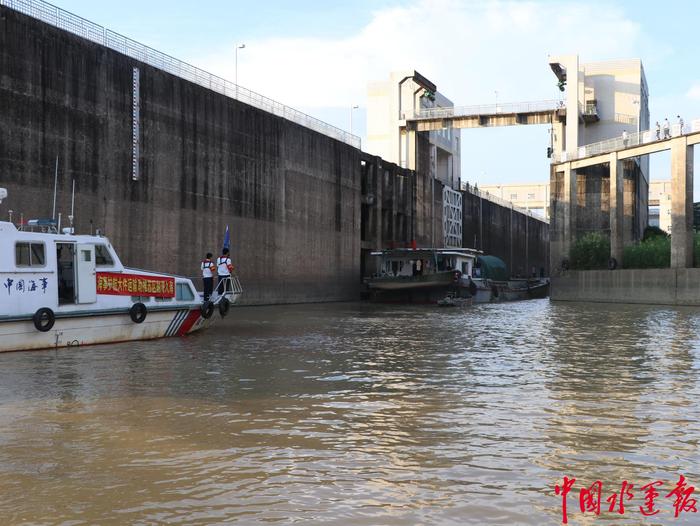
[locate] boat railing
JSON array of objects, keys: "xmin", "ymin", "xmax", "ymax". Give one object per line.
[
  {"xmin": 211, "ymin": 275, "xmax": 243, "ymax": 304},
  {"xmin": 16, "ymin": 220, "xmax": 59, "ymax": 233}
]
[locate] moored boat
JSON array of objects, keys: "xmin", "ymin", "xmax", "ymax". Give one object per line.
[
  {"xmin": 471, "ymin": 255, "xmax": 549, "ymax": 303},
  {"xmin": 364, "ymin": 249, "xmax": 548, "ymax": 304},
  {"xmin": 0, "ymin": 194, "xmax": 242, "ymax": 352},
  {"xmin": 365, "ymin": 248, "xmax": 480, "ymax": 303}
]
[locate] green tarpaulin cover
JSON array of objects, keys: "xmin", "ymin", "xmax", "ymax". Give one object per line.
[{"xmin": 476, "ymin": 255, "xmax": 509, "ymax": 281}]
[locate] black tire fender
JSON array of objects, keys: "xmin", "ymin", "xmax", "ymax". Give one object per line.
[
  {"xmin": 218, "ymin": 297, "xmax": 231, "ymax": 318},
  {"xmin": 33, "ymin": 307, "xmax": 55, "ymax": 332},
  {"xmin": 129, "ymin": 302, "xmax": 147, "ymax": 324},
  {"xmin": 200, "ymin": 300, "xmax": 214, "ymax": 319}
]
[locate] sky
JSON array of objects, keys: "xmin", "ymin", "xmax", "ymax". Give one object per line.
[{"xmin": 51, "ymin": 0, "xmax": 700, "ymax": 187}]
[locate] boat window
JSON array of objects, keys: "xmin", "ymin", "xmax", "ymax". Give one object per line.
[
  {"xmin": 437, "ymin": 256, "xmax": 445, "ymax": 271},
  {"xmin": 95, "ymin": 245, "xmax": 114, "ymax": 266},
  {"xmin": 176, "ymin": 283, "xmax": 195, "ymax": 301},
  {"xmin": 15, "ymin": 242, "xmax": 45, "ymax": 267}
]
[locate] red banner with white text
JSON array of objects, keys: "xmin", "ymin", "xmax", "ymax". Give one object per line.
[{"xmin": 96, "ymin": 272, "xmax": 175, "ymax": 298}]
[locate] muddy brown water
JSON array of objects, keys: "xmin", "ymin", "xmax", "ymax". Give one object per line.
[{"xmin": 1, "ymin": 300, "xmax": 699, "ymax": 525}]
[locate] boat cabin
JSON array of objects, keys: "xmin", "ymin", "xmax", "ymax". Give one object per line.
[
  {"xmin": 0, "ymin": 220, "xmax": 199, "ymax": 318},
  {"xmin": 370, "ymin": 248, "xmax": 480, "ymax": 278}
]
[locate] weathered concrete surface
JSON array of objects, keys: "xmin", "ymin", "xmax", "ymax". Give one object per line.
[
  {"xmin": 359, "ymin": 154, "xmax": 417, "ymax": 277},
  {"xmin": 0, "ymin": 6, "xmax": 360, "ymax": 304},
  {"xmin": 462, "ymin": 188, "xmax": 549, "ymax": 277},
  {"xmin": 552, "ymin": 269, "xmax": 700, "ymax": 305},
  {"xmin": 670, "ymin": 137, "xmax": 693, "ymax": 268},
  {"xmin": 550, "ymin": 159, "xmax": 645, "ymax": 274},
  {"xmin": 1, "ymin": 5, "xmax": 551, "ymax": 303},
  {"xmin": 359, "ymin": 149, "xmax": 550, "ymax": 278}
]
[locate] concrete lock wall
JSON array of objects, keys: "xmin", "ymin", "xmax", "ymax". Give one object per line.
[
  {"xmin": 359, "ymin": 154, "xmax": 417, "ymax": 277},
  {"xmin": 461, "ymin": 189, "xmax": 549, "ymax": 277},
  {"xmin": 1, "ymin": 6, "xmax": 551, "ymax": 302},
  {"xmin": 0, "ymin": 7, "xmax": 360, "ymax": 304},
  {"xmin": 552, "ymin": 269, "xmax": 700, "ymax": 306}
]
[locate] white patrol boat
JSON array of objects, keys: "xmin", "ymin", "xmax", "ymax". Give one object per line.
[{"xmin": 0, "ymin": 191, "xmax": 242, "ymax": 353}]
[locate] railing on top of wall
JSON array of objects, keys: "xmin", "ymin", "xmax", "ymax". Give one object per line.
[
  {"xmin": 412, "ymin": 100, "xmax": 563, "ymax": 120},
  {"xmin": 0, "ymin": 0, "xmax": 362, "ymax": 149},
  {"xmin": 552, "ymin": 119, "xmax": 700, "ymax": 163},
  {"xmin": 461, "ymin": 182, "xmax": 549, "ymax": 224}
]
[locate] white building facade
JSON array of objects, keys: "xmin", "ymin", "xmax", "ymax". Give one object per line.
[
  {"xmin": 548, "ymin": 55, "xmax": 650, "ymax": 180},
  {"xmin": 366, "ymin": 71, "xmax": 461, "ymax": 190}
]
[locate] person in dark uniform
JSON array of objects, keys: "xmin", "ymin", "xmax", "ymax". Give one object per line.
[
  {"xmin": 216, "ymin": 248, "xmax": 234, "ymax": 295},
  {"xmin": 201, "ymin": 252, "xmax": 216, "ymax": 301}
]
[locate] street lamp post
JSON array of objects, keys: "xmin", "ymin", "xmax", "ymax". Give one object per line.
[
  {"xmin": 350, "ymin": 105, "xmax": 359, "ymax": 136},
  {"xmin": 235, "ymin": 43, "xmax": 245, "ymax": 97}
]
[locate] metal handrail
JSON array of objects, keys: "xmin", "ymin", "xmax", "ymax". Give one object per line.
[
  {"xmin": 412, "ymin": 99, "xmax": 563, "ymax": 120},
  {"xmin": 0, "ymin": 0, "xmax": 361, "ymax": 149},
  {"xmin": 461, "ymin": 183, "xmax": 549, "ymax": 224},
  {"xmin": 553, "ymin": 118, "xmax": 700, "ymax": 163}
]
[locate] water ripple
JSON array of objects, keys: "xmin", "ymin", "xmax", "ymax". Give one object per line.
[{"xmin": 1, "ymin": 300, "xmax": 700, "ymax": 524}]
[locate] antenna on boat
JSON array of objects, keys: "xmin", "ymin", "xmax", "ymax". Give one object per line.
[
  {"xmin": 51, "ymin": 156, "xmax": 59, "ymax": 221},
  {"xmin": 68, "ymin": 179, "xmax": 75, "ymax": 234}
]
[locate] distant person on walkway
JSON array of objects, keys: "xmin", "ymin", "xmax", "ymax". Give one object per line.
[
  {"xmin": 201, "ymin": 252, "xmax": 216, "ymax": 301},
  {"xmin": 622, "ymin": 130, "xmax": 628, "ymax": 148},
  {"xmin": 655, "ymin": 121, "xmax": 661, "ymax": 140},
  {"xmin": 216, "ymin": 248, "xmax": 234, "ymax": 295},
  {"xmin": 663, "ymin": 118, "xmax": 670, "ymax": 139},
  {"xmin": 678, "ymin": 115, "xmax": 685, "ymax": 134}
]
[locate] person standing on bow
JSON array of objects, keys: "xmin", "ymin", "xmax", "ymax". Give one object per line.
[
  {"xmin": 216, "ymin": 248, "xmax": 234, "ymax": 295},
  {"xmin": 201, "ymin": 252, "xmax": 216, "ymax": 301}
]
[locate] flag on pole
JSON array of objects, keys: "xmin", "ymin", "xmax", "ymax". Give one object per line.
[{"xmin": 222, "ymin": 225, "xmax": 230, "ymax": 251}]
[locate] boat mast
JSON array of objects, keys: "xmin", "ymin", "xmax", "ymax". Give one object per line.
[
  {"xmin": 51, "ymin": 156, "xmax": 59, "ymax": 222},
  {"xmin": 69, "ymin": 179, "xmax": 75, "ymax": 233}
]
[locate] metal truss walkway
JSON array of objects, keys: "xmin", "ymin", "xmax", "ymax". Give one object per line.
[{"xmin": 405, "ymin": 99, "xmax": 564, "ymax": 131}]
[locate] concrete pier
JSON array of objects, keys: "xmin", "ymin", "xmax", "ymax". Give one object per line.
[
  {"xmin": 552, "ymin": 132, "xmax": 700, "ymax": 305},
  {"xmin": 609, "ymin": 152, "xmax": 623, "ymax": 266},
  {"xmin": 670, "ymin": 137, "xmax": 694, "ymax": 268}
]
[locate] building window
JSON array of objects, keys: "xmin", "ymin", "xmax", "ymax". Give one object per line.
[
  {"xmin": 15, "ymin": 242, "xmax": 45, "ymax": 267},
  {"xmin": 510, "ymin": 193, "xmax": 518, "ymax": 200},
  {"xmin": 528, "ymin": 193, "xmax": 536, "ymax": 200}
]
